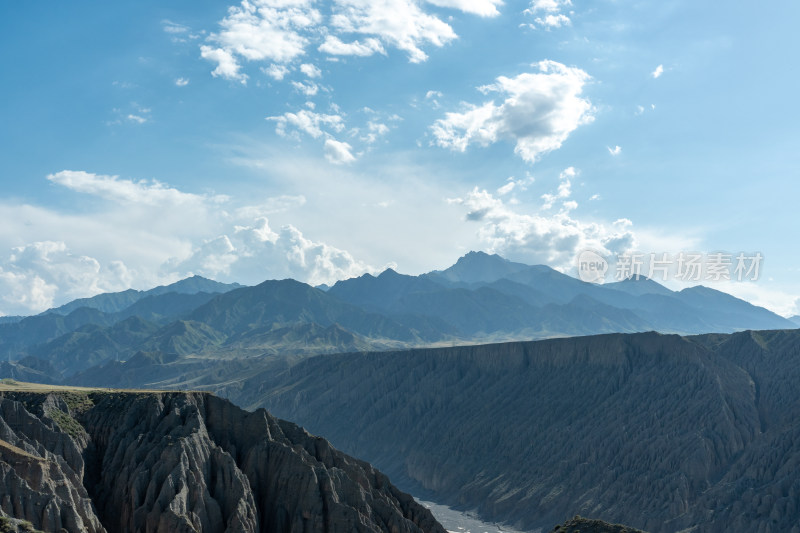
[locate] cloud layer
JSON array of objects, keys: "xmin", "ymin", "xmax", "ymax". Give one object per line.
[
  {"xmin": 200, "ymin": 0, "xmax": 505, "ymax": 82},
  {"xmin": 0, "ymin": 171, "xmax": 377, "ymax": 315},
  {"xmin": 450, "ymin": 178, "xmax": 636, "ymax": 268},
  {"xmin": 431, "ymin": 60, "xmax": 594, "ymax": 163}
]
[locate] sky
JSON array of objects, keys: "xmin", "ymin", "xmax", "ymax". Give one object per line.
[{"xmin": 1, "ymin": 0, "xmax": 799, "ymax": 317}]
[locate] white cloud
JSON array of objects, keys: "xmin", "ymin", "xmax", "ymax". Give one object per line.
[
  {"xmin": 291, "ymin": 80, "xmax": 319, "ymax": 95},
  {"xmin": 47, "ymin": 171, "xmax": 226, "ymax": 207},
  {"xmin": 0, "ymin": 241, "xmax": 125, "ymax": 315},
  {"xmin": 607, "ymin": 145, "xmax": 621, "ymax": 156},
  {"xmin": 652, "ymin": 64, "xmax": 664, "ymax": 78},
  {"xmin": 300, "ymin": 63, "xmax": 322, "ymax": 78},
  {"xmin": 541, "ymin": 166, "xmax": 575, "ymax": 209},
  {"xmin": 534, "ymin": 14, "xmax": 570, "ymax": 28},
  {"xmin": 362, "ymin": 121, "xmax": 390, "ymax": 143},
  {"xmin": 497, "ymin": 173, "xmax": 535, "ymax": 196},
  {"xmin": 524, "ymin": 0, "xmax": 571, "ymax": 29},
  {"xmin": 199, "ymin": 0, "xmax": 322, "ymax": 82},
  {"xmin": 175, "ymin": 77, "xmax": 190, "ymax": 86},
  {"xmin": 317, "ymin": 35, "xmax": 386, "ymax": 57},
  {"xmin": 497, "ymin": 181, "xmax": 516, "ymax": 195},
  {"xmin": 127, "ymin": 114, "xmax": 148, "ymax": 124},
  {"xmin": 425, "ymin": 0, "xmax": 503, "ymax": 17},
  {"xmin": 431, "ymin": 60, "xmax": 593, "ymax": 163},
  {"xmin": 267, "ymin": 109, "xmax": 345, "ymax": 139},
  {"xmin": 0, "ymin": 172, "xmax": 376, "ymax": 315},
  {"xmin": 200, "ymin": 45, "xmax": 248, "ymax": 83},
  {"xmin": 263, "ymin": 63, "xmax": 291, "ymax": 80},
  {"xmin": 214, "ymin": 1, "xmax": 319, "ymax": 61},
  {"xmin": 329, "ymin": 0, "xmax": 457, "ymax": 63},
  {"xmin": 162, "ymin": 20, "xmax": 191, "ymax": 34},
  {"xmin": 173, "ymin": 216, "xmax": 373, "ymax": 286},
  {"xmin": 525, "ymin": 0, "xmax": 571, "ymax": 13},
  {"xmin": 324, "ymin": 138, "xmax": 357, "ymax": 164},
  {"xmin": 201, "ymin": 0, "xmax": 503, "ymax": 79},
  {"xmin": 450, "ymin": 186, "xmax": 636, "ymax": 268}
]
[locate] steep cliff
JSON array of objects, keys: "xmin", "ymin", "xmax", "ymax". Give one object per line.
[
  {"xmin": 0, "ymin": 386, "xmax": 445, "ymax": 533},
  {"xmin": 241, "ymin": 330, "xmax": 800, "ymax": 532}
]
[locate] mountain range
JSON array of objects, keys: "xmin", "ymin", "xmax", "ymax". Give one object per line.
[
  {"xmin": 0, "ymin": 252, "xmax": 794, "ymax": 386},
  {"xmin": 1, "ymin": 252, "xmax": 798, "ymax": 532}
]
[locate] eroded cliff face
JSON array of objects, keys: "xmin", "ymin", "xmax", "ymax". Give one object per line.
[{"xmin": 0, "ymin": 389, "xmax": 445, "ymax": 533}]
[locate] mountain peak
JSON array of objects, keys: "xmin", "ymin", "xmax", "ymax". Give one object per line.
[
  {"xmin": 378, "ymin": 267, "xmax": 401, "ymax": 278},
  {"xmin": 429, "ymin": 251, "xmax": 530, "ymax": 284}
]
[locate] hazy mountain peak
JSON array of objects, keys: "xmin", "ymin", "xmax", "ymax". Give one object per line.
[
  {"xmin": 428, "ymin": 250, "xmax": 531, "ymax": 284},
  {"xmin": 378, "ymin": 267, "xmax": 402, "ymax": 278},
  {"xmin": 44, "ymin": 275, "xmax": 243, "ymax": 317},
  {"xmin": 605, "ymin": 275, "xmax": 673, "ymax": 297}
]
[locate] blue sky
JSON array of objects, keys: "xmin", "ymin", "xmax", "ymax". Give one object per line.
[{"xmin": 1, "ymin": 0, "xmax": 798, "ymax": 317}]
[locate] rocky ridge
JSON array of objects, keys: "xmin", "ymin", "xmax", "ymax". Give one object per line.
[
  {"xmin": 243, "ymin": 329, "xmax": 800, "ymax": 533},
  {"xmin": 0, "ymin": 387, "xmax": 445, "ymax": 533}
]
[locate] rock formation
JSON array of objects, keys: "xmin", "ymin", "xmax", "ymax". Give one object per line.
[
  {"xmin": 243, "ymin": 329, "xmax": 800, "ymax": 533},
  {"xmin": 0, "ymin": 388, "xmax": 445, "ymax": 533},
  {"xmin": 550, "ymin": 516, "xmax": 647, "ymax": 533}
]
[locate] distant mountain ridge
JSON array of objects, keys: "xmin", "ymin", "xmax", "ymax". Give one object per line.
[
  {"xmin": 0, "ymin": 252, "xmax": 794, "ymax": 384},
  {"xmin": 45, "ymin": 275, "xmax": 242, "ymax": 316}
]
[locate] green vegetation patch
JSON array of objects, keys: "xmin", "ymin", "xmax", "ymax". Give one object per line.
[
  {"xmin": 0, "ymin": 516, "xmax": 45, "ymax": 533},
  {"xmin": 58, "ymin": 391, "xmax": 94, "ymax": 413},
  {"xmin": 45, "ymin": 407, "xmax": 87, "ymax": 439}
]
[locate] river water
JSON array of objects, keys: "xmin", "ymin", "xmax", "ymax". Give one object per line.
[{"xmin": 416, "ymin": 499, "xmax": 540, "ymax": 533}]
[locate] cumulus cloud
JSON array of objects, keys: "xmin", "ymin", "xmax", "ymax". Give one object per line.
[
  {"xmin": 361, "ymin": 121, "xmax": 390, "ymax": 143},
  {"xmin": 0, "ymin": 172, "xmax": 376, "ymax": 315},
  {"xmin": 534, "ymin": 14, "xmax": 570, "ymax": 28},
  {"xmin": 541, "ymin": 166, "xmax": 575, "ymax": 209},
  {"xmin": 201, "ymin": 0, "xmax": 501, "ymax": 77},
  {"xmin": 173, "ymin": 216, "xmax": 372, "ymax": 286},
  {"xmin": 431, "ymin": 60, "xmax": 593, "ymax": 163},
  {"xmin": 652, "ymin": 64, "xmax": 664, "ymax": 78},
  {"xmin": 300, "ymin": 63, "xmax": 322, "ymax": 78},
  {"xmin": 324, "ymin": 138, "xmax": 357, "ymax": 164},
  {"xmin": 175, "ymin": 77, "xmax": 190, "ymax": 86},
  {"xmin": 524, "ymin": 0, "xmax": 571, "ymax": 28},
  {"xmin": 317, "ymin": 35, "xmax": 386, "ymax": 56},
  {"xmin": 291, "ymin": 80, "xmax": 319, "ymax": 95},
  {"xmin": 0, "ymin": 241, "xmax": 133, "ymax": 315},
  {"xmin": 450, "ymin": 186, "xmax": 636, "ymax": 268},
  {"xmin": 425, "ymin": 0, "xmax": 503, "ymax": 17},
  {"xmin": 607, "ymin": 145, "xmax": 621, "ymax": 156},
  {"xmin": 200, "ymin": 0, "xmax": 321, "ymax": 81},
  {"xmin": 329, "ymin": 0, "xmax": 456, "ymax": 63},
  {"xmin": 267, "ymin": 109, "xmax": 345, "ymax": 139},
  {"xmin": 200, "ymin": 45, "xmax": 248, "ymax": 83},
  {"xmin": 526, "ymin": 0, "xmax": 571, "ymax": 13}
]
